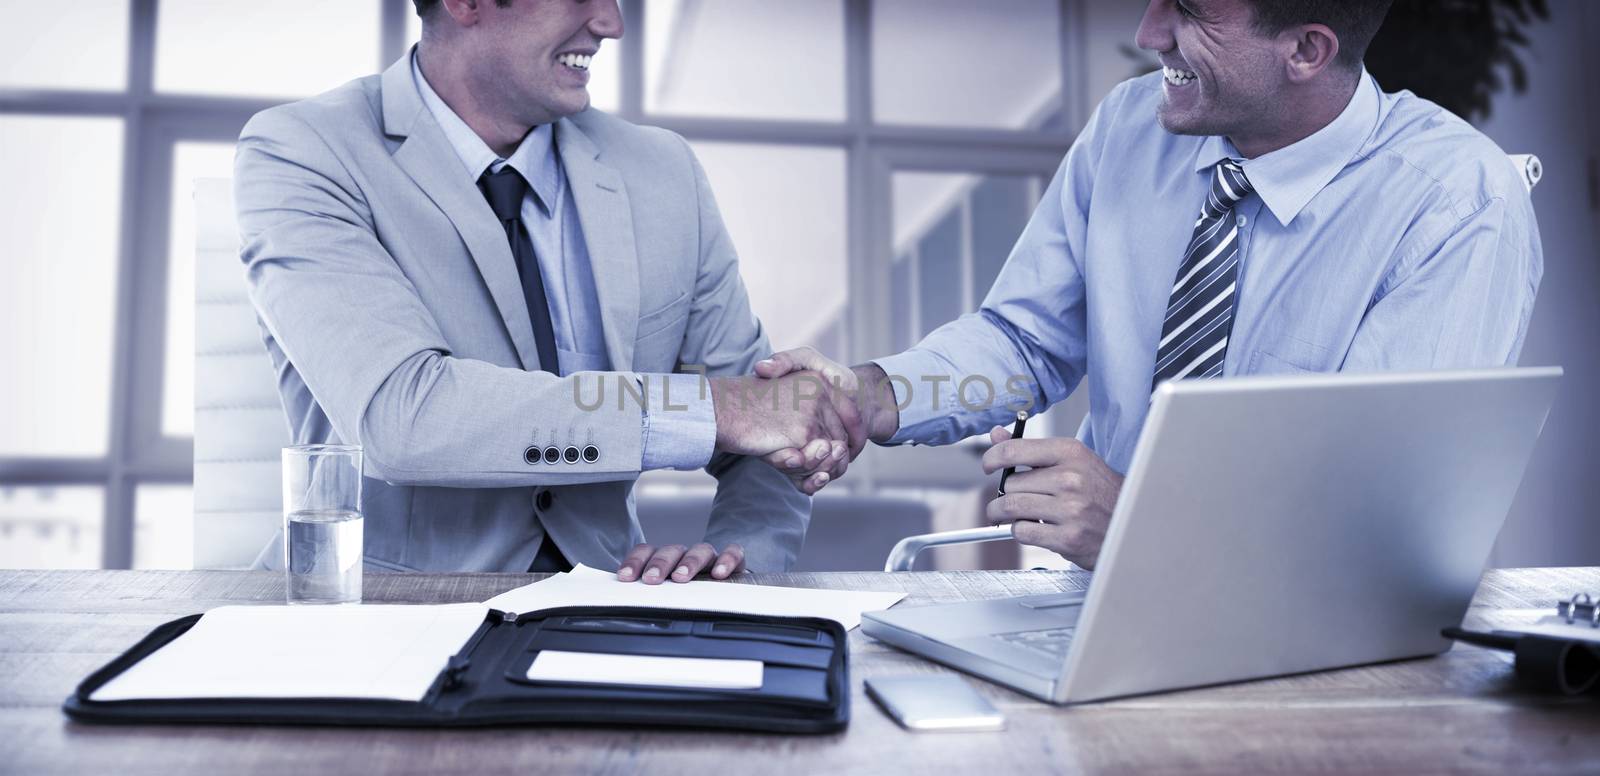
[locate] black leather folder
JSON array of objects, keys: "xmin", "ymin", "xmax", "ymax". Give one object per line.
[{"xmin": 64, "ymin": 606, "xmax": 850, "ymax": 733}]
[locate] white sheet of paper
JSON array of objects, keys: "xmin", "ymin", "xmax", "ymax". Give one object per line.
[
  {"xmin": 90, "ymin": 603, "xmax": 489, "ymax": 702},
  {"xmin": 484, "ymin": 565, "xmax": 905, "ymax": 630},
  {"xmin": 526, "ymin": 650, "xmax": 764, "ymax": 690}
]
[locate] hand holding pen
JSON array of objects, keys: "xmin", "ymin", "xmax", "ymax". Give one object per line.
[
  {"xmin": 997, "ymin": 410, "xmax": 1028, "ymax": 496},
  {"xmin": 982, "ymin": 408, "xmax": 1127, "ymax": 570}
]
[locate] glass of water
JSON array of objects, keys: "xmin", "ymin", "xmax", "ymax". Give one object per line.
[{"xmin": 281, "ymin": 444, "xmax": 363, "ymax": 604}]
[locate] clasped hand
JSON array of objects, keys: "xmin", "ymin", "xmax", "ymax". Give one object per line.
[
  {"xmin": 709, "ymin": 359, "xmax": 882, "ymax": 495},
  {"xmin": 750, "ymin": 348, "xmax": 1126, "ymax": 569},
  {"xmin": 745, "ymin": 348, "xmax": 908, "ymax": 493},
  {"xmin": 617, "ymin": 354, "xmax": 883, "ymax": 585},
  {"xmin": 621, "ymin": 348, "xmax": 1132, "ymax": 581}
]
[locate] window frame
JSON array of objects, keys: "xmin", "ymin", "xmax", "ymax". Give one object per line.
[{"xmin": 0, "ymin": 0, "xmax": 1087, "ymax": 567}]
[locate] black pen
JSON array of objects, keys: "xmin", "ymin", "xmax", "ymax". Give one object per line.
[{"xmin": 996, "ymin": 410, "xmax": 1029, "ymax": 497}]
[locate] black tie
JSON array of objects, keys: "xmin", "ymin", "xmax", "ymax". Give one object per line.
[
  {"xmin": 479, "ymin": 166, "xmax": 560, "ymax": 374},
  {"xmin": 480, "ymin": 167, "xmax": 570, "ymax": 573}
]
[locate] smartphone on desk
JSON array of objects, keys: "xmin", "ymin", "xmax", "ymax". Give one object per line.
[{"xmin": 865, "ymin": 674, "xmax": 1005, "ymax": 732}]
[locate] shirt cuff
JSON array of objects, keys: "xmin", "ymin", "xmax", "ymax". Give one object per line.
[
  {"xmin": 871, "ymin": 350, "xmax": 962, "ymax": 446},
  {"xmin": 639, "ymin": 373, "xmax": 716, "ymax": 471}
]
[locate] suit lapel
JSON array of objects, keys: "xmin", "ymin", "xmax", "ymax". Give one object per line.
[
  {"xmin": 557, "ymin": 118, "xmax": 640, "ymax": 371},
  {"xmin": 380, "ymin": 54, "xmax": 543, "ymax": 371}
]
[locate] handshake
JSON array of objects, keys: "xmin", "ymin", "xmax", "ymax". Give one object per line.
[
  {"xmin": 709, "ymin": 348, "xmax": 899, "ymax": 495},
  {"xmin": 618, "ymin": 347, "xmax": 902, "ymax": 584}
]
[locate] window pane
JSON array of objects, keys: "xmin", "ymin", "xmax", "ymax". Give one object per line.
[
  {"xmin": 873, "ymin": 0, "xmax": 1063, "ymax": 129},
  {"xmin": 892, "ymin": 171, "xmax": 969, "ymax": 339},
  {"xmin": 0, "ymin": 116, "xmax": 123, "ymax": 457},
  {"xmin": 893, "ymin": 172, "xmax": 975, "ymax": 257},
  {"xmin": 892, "ymin": 169, "xmax": 1076, "ymax": 445},
  {"xmin": 968, "ymin": 175, "xmax": 1040, "ymax": 306},
  {"xmin": 155, "ymin": 0, "xmax": 381, "ymax": 98},
  {"xmin": 917, "ymin": 212, "xmax": 964, "ymax": 340},
  {"xmin": 1083, "ymin": 0, "xmax": 1154, "ymax": 110},
  {"xmin": 164, "ymin": 142, "xmax": 239, "ymax": 438},
  {"xmin": 0, "ymin": 0, "xmax": 128, "ymax": 91},
  {"xmin": 890, "ymin": 253, "xmax": 914, "ymax": 353},
  {"xmin": 585, "ymin": 40, "xmax": 622, "ymax": 114},
  {"xmin": 688, "ymin": 143, "xmax": 848, "ymax": 355},
  {"xmin": 0, "ymin": 486, "xmax": 103, "ymax": 569},
  {"xmin": 647, "ymin": 0, "xmax": 844, "ymax": 121},
  {"xmin": 406, "ymin": 12, "xmax": 620, "ymax": 113},
  {"xmin": 134, "ymin": 484, "xmax": 194, "ymax": 569},
  {"xmin": 891, "ymin": 171, "xmax": 1042, "ymax": 340}
]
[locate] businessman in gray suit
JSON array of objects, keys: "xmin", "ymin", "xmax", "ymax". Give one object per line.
[{"xmin": 234, "ymin": 0, "xmax": 852, "ymax": 582}]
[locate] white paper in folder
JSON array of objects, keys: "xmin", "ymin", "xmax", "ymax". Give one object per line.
[
  {"xmin": 90, "ymin": 603, "xmax": 489, "ymax": 702},
  {"xmin": 90, "ymin": 569, "xmax": 905, "ymax": 703},
  {"xmin": 485, "ymin": 565, "xmax": 905, "ymax": 630},
  {"xmin": 526, "ymin": 650, "xmax": 764, "ymax": 690}
]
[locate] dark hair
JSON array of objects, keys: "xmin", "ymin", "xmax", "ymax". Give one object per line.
[
  {"xmin": 1245, "ymin": 0, "xmax": 1395, "ymax": 70},
  {"xmin": 413, "ymin": 0, "xmax": 512, "ymax": 21}
]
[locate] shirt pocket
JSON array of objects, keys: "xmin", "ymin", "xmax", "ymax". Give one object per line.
[
  {"xmin": 636, "ymin": 290, "xmax": 691, "ymax": 340},
  {"xmin": 633, "ymin": 292, "xmax": 693, "ymax": 373},
  {"xmin": 1248, "ymin": 338, "xmax": 1333, "ymax": 375}
]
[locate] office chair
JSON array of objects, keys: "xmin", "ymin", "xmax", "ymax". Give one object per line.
[
  {"xmin": 192, "ymin": 178, "xmax": 290, "ymax": 567},
  {"xmin": 882, "ymin": 153, "xmax": 1543, "ymax": 572}
]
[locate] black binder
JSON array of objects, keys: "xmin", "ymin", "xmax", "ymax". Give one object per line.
[
  {"xmin": 1444, "ymin": 593, "xmax": 1600, "ymax": 696},
  {"xmin": 63, "ymin": 606, "xmax": 850, "ymax": 733}
]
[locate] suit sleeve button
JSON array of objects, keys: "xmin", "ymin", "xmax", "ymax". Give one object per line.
[
  {"xmin": 582, "ymin": 445, "xmax": 599, "ymax": 463},
  {"xmin": 563, "ymin": 446, "xmax": 580, "ymax": 464},
  {"xmin": 543, "ymin": 447, "xmax": 561, "ymax": 464},
  {"xmin": 524, "ymin": 446, "xmax": 542, "ymax": 465}
]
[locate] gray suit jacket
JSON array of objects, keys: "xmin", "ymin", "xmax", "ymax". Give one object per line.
[{"xmin": 233, "ymin": 55, "xmax": 809, "ymax": 572}]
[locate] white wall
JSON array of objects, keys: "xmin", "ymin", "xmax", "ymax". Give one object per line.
[{"xmin": 1478, "ymin": 0, "xmax": 1600, "ymax": 567}]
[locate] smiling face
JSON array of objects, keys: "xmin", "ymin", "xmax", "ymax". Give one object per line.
[
  {"xmin": 1135, "ymin": 0, "xmax": 1288, "ymax": 147},
  {"xmin": 466, "ymin": 0, "xmax": 622, "ymax": 125}
]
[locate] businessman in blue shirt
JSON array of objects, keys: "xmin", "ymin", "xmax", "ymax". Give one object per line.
[{"xmin": 761, "ymin": 0, "xmax": 1542, "ymax": 568}]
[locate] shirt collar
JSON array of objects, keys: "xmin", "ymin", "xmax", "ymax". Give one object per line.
[
  {"xmin": 411, "ymin": 49, "xmax": 560, "ymax": 215},
  {"xmin": 1193, "ymin": 68, "xmax": 1380, "ymax": 226}
]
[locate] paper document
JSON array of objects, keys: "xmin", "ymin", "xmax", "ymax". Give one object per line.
[
  {"xmin": 527, "ymin": 650, "xmax": 764, "ymax": 690},
  {"xmin": 485, "ymin": 565, "xmax": 905, "ymax": 630},
  {"xmin": 90, "ymin": 603, "xmax": 488, "ymax": 702}
]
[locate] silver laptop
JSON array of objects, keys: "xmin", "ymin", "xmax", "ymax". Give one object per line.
[{"xmin": 862, "ymin": 367, "xmax": 1561, "ymax": 704}]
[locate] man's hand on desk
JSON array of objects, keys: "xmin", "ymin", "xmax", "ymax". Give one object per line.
[
  {"xmin": 981, "ymin": 426, "xmax": 1124, "ymax": 569},
  {"xmin": 616, "ymin": 542, "xmax": 744, "ymax": 584}
]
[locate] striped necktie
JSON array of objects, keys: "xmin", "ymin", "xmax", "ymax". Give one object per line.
[{"xmin": 1152, "ymin": 159, "xmax": 1254, "ymax": 389}]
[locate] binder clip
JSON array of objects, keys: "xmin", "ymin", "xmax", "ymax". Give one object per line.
[{"xmin": 1557, "ymin": 593, "xmax": 1599, "ymax": 627}]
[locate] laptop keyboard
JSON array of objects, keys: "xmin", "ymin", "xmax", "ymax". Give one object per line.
[{"xmin": 993, "ymin": 626, "xmax": 1077, "ymax": 660}]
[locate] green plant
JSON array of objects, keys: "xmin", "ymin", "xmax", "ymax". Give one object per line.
[{"xmin": 1365, "ymin": 0, "xmax": 1550, "ymax": 122}]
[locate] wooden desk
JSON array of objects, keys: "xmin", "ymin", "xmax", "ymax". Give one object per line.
[{"xmin": 2, "ymin": 568, "xmax": 1597, "ymax": 774}]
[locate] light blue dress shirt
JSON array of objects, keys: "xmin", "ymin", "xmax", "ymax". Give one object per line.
[
  {"xmin": 876, "ymin": 71, "xmax": 1542, "ymax": 474},
  {"xmin": 413, "ymin": 55, "xmax": 712, "ymax": 471}
]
